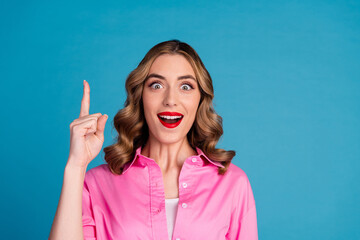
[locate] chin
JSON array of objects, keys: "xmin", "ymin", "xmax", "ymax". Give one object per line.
[{"xmin": 152, "ymin": 132, "xmax": 187, "ymax": 145}]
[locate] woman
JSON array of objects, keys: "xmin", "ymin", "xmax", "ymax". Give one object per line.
[{"xmin": 49, "ymin": 40, "xmax": 258, "ymax": 240}]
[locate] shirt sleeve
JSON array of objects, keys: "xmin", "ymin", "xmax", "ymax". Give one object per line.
[
  {"xmin": 82, "ymin": 176, "xmax": 96, "ymax": 240},
  {"xmin": 226, "ymin": 175, "xmax": 258, "ymax": 240}
]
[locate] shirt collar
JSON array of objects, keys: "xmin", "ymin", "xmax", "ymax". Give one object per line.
[{"xmin": 122, "ymin": 146, "xmax": 225, "ymax": 174}]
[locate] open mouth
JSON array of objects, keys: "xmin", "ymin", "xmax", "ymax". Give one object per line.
[{"xmin": 157, "ymin": 113, "xmax": 184, "ymax": 128}]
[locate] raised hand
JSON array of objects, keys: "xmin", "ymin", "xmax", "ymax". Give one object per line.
[{"xmin": 67, "ymin": 80, "xmax": 108, "ymax": 168}]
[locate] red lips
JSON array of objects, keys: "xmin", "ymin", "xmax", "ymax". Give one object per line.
[{"xmin": 157, "ymin": 112, "xmax": 184, "ymax": 128}]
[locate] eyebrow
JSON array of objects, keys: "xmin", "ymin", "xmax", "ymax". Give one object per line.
[{"xmin": 145, "ymin": 73, "xmax": 196, "ymax": 82}]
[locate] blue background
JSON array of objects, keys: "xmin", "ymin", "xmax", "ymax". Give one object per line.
[{"xmin": 1, "ymin": 0, "xmax": 359, "ymax": 239}]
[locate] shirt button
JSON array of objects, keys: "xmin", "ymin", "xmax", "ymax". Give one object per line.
[
  {"xmin": 182, "ymin": 182, "xmax": 187, "ymax": 188},
  {"xmin": 182, "ymin": 203, "xmax": 187, "ymax": 208},
  {"xmin": 191, "ymin": 157, "xmax": 197, "ymax": 162}
]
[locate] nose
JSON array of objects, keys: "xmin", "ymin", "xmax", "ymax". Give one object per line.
[{"xmin": 162, "ymin": 87, "xmax": 177, "ymax": 107}]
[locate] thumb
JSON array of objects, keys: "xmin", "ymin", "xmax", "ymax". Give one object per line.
[{"xmin": 96, "ymin": 114, "xmax": 108, "ymax": 136}]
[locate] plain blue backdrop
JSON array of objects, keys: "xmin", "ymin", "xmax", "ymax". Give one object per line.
[{"xmin": 1, "ymin": 0, "xmax": 359, "ymax": 239}]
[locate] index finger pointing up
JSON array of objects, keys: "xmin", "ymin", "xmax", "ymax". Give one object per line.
[{"xmin": 80, "ymin": 80, "xmax": 90, "ymax": 117}]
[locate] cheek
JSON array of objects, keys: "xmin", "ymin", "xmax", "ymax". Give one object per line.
[
  {"xmin": 142, "ymin": 91, "xmax": 152, "ymax": 111},
  {"xmin": 143, "ymin": 102, "xmax": 154, "ymax": 122},
  {"xmin": 184, "ymin": 98, "xmax": 200, "ymax": 117},
  {"xmin": 142, "ymin": 93, "xmax": 159, "ymax": 121},
  {"xmin": 142, "ymin": 95, "xmax": 151, "ymax": 121}
]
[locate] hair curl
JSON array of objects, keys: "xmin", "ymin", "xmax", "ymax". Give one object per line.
[{"xmin": 103, "ymin": 40, "xmax": 235, "ymax": 175}]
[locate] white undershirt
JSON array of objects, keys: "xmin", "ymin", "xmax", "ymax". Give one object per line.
[{"xmin": 165, "ymin": 198, "xmax": 179, "ymax": 240}]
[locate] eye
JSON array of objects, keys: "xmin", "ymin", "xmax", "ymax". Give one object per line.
[
  {"xmin": 181, "ymin": 83, "xmax": 193, "ymax": 91},
  {"xmin": 149, "ymin": 82, "xmax": 163, "ymax": 90}
]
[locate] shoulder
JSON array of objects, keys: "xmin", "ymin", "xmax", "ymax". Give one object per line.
[
  {"xmin": 86, "ymin": 163, "xmax": 110, "ymax": 175},
  {"xmin": 225, "ymin": 163, "xmax": 255, "ymax": 198},
  {"xmin": 225, "ymin": 163, "xmax": 256, "ymax": 209},
  {"xmin": 84, "ymin": 164, "xmax": 112, "ymax": 183},
  {"xmin": 225, "ymin": 162, "xmax": 251, "ymax": 183}
]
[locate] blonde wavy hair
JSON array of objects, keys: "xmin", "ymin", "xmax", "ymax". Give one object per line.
[{"xmin": 104, "ymin": 40, "xmax": 235, "ymax": 175}]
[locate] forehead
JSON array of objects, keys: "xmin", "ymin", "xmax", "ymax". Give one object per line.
[{"xmin": 148, "ymin": 54, "xmax": 195, "ymax": 76}]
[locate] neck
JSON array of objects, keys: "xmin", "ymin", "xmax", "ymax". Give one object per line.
[{"xmin": 141, "ymin": 136, "xmax": 197, "ymax": 173}]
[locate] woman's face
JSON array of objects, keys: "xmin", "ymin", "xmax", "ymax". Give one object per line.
[{"xmin": 142, "ymin": 54, "xmax": 201, "ymax": 145}]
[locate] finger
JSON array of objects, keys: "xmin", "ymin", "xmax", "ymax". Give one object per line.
[
  {"xmin": 80, "ymin": 80, "xmax": 90, "ymax": 118},
  {"xmin": 95, "ymin": 114, "xmax": 108, "ymax": 138},
  {"xmin": 84, "ymin": 122, "xmax": 97, "ymax": 135},
  {"xmin": 73, "ymin": 113, "xmax": 102, "ymax": 124},
  {"xmin": 73, "ymin": 116, "xmax": 100, "ymax": 126},
  {"xmin": 71, "ymin": 118, "xmax": 97, "ymax": 136}
]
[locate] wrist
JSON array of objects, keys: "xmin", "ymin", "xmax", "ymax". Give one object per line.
[{"xmin": 65, "ymin": 159, "xmax": 88, "ymax": 172}]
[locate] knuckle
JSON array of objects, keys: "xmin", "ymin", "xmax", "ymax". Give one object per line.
[
  {"xmin": 72, "ymin": 124, "xmax": 80, "ymax": 131},
  {"xmin": 70, "ymin": 118, "xmax": 79, "ymax": 126}
]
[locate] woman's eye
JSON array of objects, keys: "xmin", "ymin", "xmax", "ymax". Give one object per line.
[
  {"xmin": 181, "ymin": 83, "xmax": 193, "ymax": 91},
  {"xmin": 150, "ymin": 82, "xmax": 163, "ymax": 89}
]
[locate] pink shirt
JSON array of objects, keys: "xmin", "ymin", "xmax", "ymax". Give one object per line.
[{"xmin": 82, "ymin": 146, "xmax": 258, "ymax": 240}]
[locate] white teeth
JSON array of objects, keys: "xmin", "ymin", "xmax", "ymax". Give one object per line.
[{"xmin": 159, "ymin": 115, "xmax": 182, "ymax": 119}]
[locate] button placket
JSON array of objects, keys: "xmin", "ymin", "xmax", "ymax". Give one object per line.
[
  {"xmin": 148, "ymin": 161, "xmax": 168, "ymax": 240},
  {"xmin": 173, "ymin": 158, "xmax": 196, "ymax": 240},
  {"xmin": 178, "ymin": 161, "xmax": 193, "ymax": 211},
  {"xmin": 190, "ymin": 156, "xmax": 202, "ymax": 168}
]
